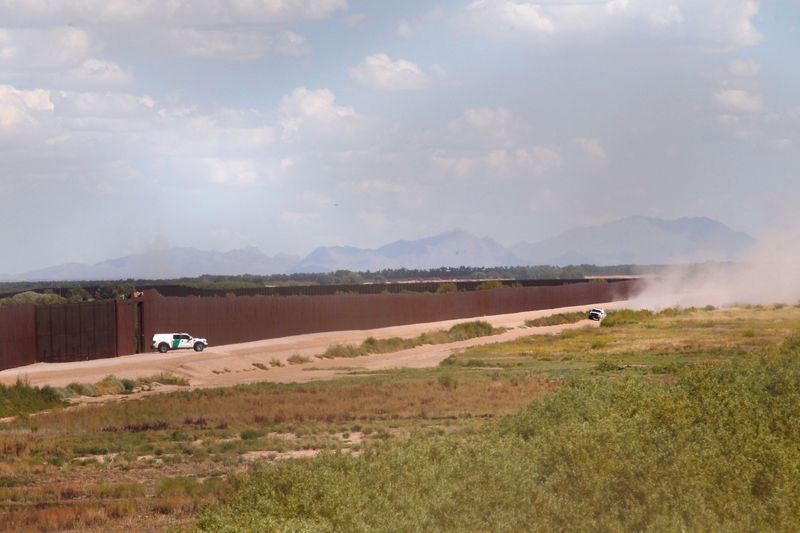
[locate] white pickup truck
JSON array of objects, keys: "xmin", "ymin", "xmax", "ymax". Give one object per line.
[
  {"xmin": 588, "ymin": 308, "xmax": 607, "ymax": 321},
  {"xmin": 152, "ymin": 333, "xmax": 208, "ymax": 353}
]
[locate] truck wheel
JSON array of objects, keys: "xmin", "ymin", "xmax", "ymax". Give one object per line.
[
  {"xmin": 158, "ymin": 343, "xmax": 169, "ymax": 353},
  {"xmin": 194, "ymin": 343, "xmax": 205, "ymax": 352}
]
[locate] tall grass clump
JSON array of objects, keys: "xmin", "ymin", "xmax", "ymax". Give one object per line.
[
  {"xmin": 0, "ymin": 379, "xmax": 65, "ymax": 417},
  {"xmin": 199, "ymin": 336, "xmax": 800, "ymax": 532},
  {"xmin": 525, "ymin": 311, "xmax": 586, "ymax": 327},
  {"xmin": 446, "ymin": 320, "xmax": 496, "ymax": 341},
  {"xmin": 600, "ymin": 308, "xmax": 655, "ymax": 327},
  {"xmin": 602, "ymin": 307, "xmax": 690, "ymax": 328},
  {"xmin": 435, "ymin": 283, "xmax": 457, "ymax": 294}
]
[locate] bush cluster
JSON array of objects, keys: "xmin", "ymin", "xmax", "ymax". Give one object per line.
[
  {"xmin": 525, "ymin": 311, "xmax": 587, "ymax": 327},
  {"xmin": 0, "ymin": 380, "xmax": 65, "ymax": 418}
]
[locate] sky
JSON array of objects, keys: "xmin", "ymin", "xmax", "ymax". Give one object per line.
[{"xmin": 1, "ymin": 0, "xmax": 799, "ymax": 275}]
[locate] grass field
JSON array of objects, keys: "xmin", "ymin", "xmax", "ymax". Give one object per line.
[{"xmin": 1, "ymin": 305, "xmax": 799, "ymax": 531}]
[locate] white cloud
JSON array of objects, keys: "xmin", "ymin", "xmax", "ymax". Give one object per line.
[
  {"xmin": 202, "ymin": 158, "xmax": 269, "ymax": 186},
  {"xmin": 574, "ymin": 137, "xmax": 608, "ymax": 163},
  {"xmin": 648, "ymin": 4, "xmax": 685, "ymax": 28},
  {"xmin": 126, "ymin": 29, "xmax": 310, "ymax": 60},
  {"xmin": 348, "ymin": 54, "xmax": 430, "ymax": 91},
  {"xmin": 0, "ymin": 27, "xmax": 91, "ymax": 72},
  {"xmin": 0, "ymin": 0, "xmax": 345, "ymax": 65},
  {"xmin": 462, "ymin": 0, "xmax": 554, "ymax": 39},
  {"xmin": 430, "ymin": 64, "xmax": 460, "ymax": 88},
  {"xmin": 280, "ymin": 87, "xmax": 357, "ymax": 138},
  {"xmin": 458, "ymin": 0, "xmax": 762, "ymax": 51},
  {"xmin": 59, "ymin": 59, "xmax": 133, "ymax": 88},
  {"xmin": 281, "ymin": 87, "xmax": 355, "ymax": 120},
  {"xmin": 0, "ymin": 85, "xmax": 53, "ymax": 128},
  {"xmin": 0, "ymin": 0, "xmax": 348, "ymax": 26},
  {"xmin": 0, "ymin": 83, "xmax": 281, "ymax": 195},
  {"xmin": 714, "ymin": 89, "xmax": 764, "ymax": 112},
  {"xmin": 521, "ymin": 146, "xmax": 563, "ymax": 170},
  {"xmin": 432, "ymin": 144, "xmax": 561, "ymax": 180},
  {"xmin": 455, "ymin": 107, "xmax": 511, "ymax": 129}
]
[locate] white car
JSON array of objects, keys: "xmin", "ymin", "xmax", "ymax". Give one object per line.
[
  {"xmin": 588, "ymin": 308, "xmax": 606, "ymax": 321},
  {"xmin": 152, "ymin": 333, "xmax": 208, "ymax": 353}
]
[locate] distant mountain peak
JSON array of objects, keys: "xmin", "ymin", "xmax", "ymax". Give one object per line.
[
  {"xmin": 512, "ymin": 216, "xmax": 755, "ymax": 266},
  {"xmin": 6, "ymin": 216, "xmax": 757, "ymax": 280},
  {"xmin": 295, "ymin": 229, "xmax": 518, "ymax": 273}
]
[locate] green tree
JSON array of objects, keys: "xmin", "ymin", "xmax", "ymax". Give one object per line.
[
  {"xmin": 66, "ymin": 287, "xmax": 92, "ymax": 303},
  {"xmin": 94, "ymin": 282, "xmax": 116, "ymax": 300},
  {"xmin": 114, "ymin": 283, "xmax": 135, "ymax": 299}
]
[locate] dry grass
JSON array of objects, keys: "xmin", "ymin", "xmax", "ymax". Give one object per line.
[{"xmin": 0, "ymin": 369, "xmax": 554, "ymax": 531}]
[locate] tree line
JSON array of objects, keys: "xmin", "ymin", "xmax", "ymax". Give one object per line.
[{"xmin": 0, "ymin": 263, "xmax": 660, "ymax": 306}]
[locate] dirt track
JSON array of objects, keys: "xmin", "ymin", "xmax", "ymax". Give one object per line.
[{"xmin": 0, "ymin": 302, "xmax": 627, "ymax": 390}]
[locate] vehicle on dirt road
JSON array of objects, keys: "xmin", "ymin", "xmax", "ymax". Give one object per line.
[
  {"xmin": 152, "ymin": 333, "xmax": 208, "ymax": 353},
  {"xmin": 588, "ymin": 308, "xmax": 607, "ymax": 321}
]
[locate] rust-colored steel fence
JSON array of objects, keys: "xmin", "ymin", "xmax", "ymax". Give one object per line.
[
  {"xmin": 0, "ymin": 305, "xmax": 36, "ymax": 371},
  {"xmin": 142, "ymin": 280, "xmax": 641, "ymax": 348},
  {"xmin": 35, "ymin": 301, "xmax": 117, "ymax": 363},
  {"xmin": 0, "ymin": 279, "xmax": 642, "ymax": 371},
  {"xmin": 115, "ymin": 300, "xmax": 142, "ymax": 357}
]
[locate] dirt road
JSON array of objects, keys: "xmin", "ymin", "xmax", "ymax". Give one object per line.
[{"xmin": 0, "ymin": 302, "xmax": 626, "ymax": 389}]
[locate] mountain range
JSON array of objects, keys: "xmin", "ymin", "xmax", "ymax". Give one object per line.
[{"xmin": 2, "ymin": 216, "xmax": 756, "ymax": 281}]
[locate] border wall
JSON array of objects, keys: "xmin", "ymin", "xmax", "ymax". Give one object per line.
[
  {"xmin": 0, "ymin": 279, "xmax": 642, "ymax": 371},
  {"xmin": 142, "ymin": 280, "xmax": 640, "ymax": 348},
  {"xmin": 0, "ymin": 305, "xmax": 36, "ymax": 371}
]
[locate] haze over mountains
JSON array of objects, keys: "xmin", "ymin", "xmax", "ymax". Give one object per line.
[{"xmin": 3, "ymin": 217, "xmax": 756, "ymax": 281}]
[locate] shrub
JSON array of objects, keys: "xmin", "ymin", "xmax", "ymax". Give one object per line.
[
  {"xmin": 66, "ymin": 382, "xmax": 100, "ymax": 397},
  {"xmin": 0, "ymin": 379, "xmax": 65, "ymax": 417},
  {"xmin": 435, "ymin": 283, "xmax": 458, "ymax": 294},
  {"xmin": 322, "ymin": 344, "xmax": 362, "ymax": 359},
  {"xmin": 600, "ymin": 309, "xmax": 654, "ymax": 327},
  {"xmin": 437, "ymin": 374, "xmax": 458, "ymax": 389},
  {"xmin": 526, "ymin": 312, "xmax": 586, "ymax": 327},
  {"xmin": 595, "ymin": 359, "xmax": 617, "ymax": 372},
  {"xmin": 142, "ymin": 373, "xmax": 189, "ymax": 386},
  {"xmin": 94, "ymin": 375, "xmax": 126, "ymax": 395},
  {"xmin": 447, "ymin": 321, "xmax": 496, "ymax": 341},
  {"xmin": 240, "ymin": 429, "xmax": 265, "ymax": 440},
  {"xmin": 475, "ymin": 280, "xmax": 505, "ymax": 291},
  {"xmin": 287, "ymin": 354, "xmax": 311, "ymax": 365}
]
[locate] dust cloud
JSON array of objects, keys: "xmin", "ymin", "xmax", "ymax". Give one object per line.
[{"xmin": 630, "ymin": 231, "xmax": 800, "ymax": 310}]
